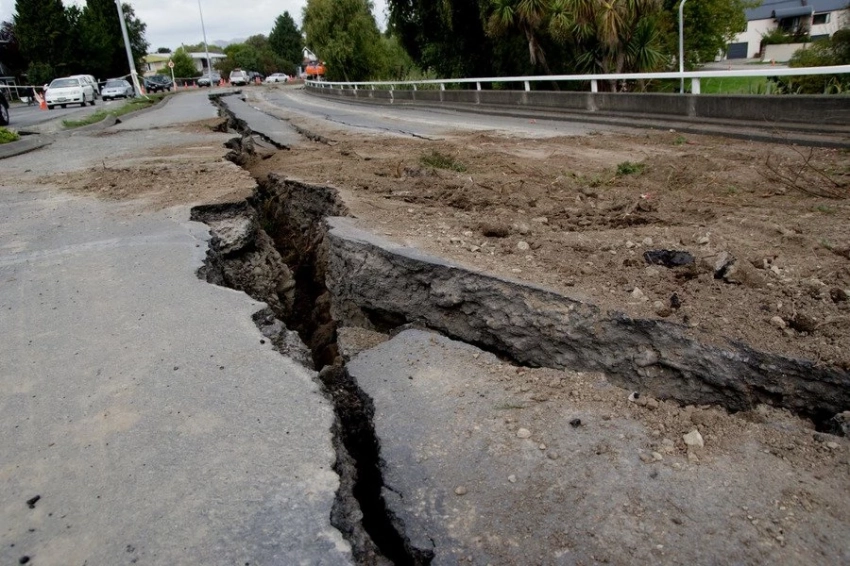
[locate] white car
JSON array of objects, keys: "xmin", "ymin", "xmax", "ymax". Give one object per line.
[
  {"xmin": 70, "ymin": 74, "xmax": 100, "ymax": 99},
  {"xmin": 46, "ymin": 77, "xmax": 95, "ymax": 109},
  {"xmin": 229, "ymin": 69, "xmax": 249, "ymax": 86},
  {"xmin": 101, "ymin": 79, "xmax": 134, "ymax": 100},
  {"xmin": 264, "ymin": 73, "xmax": 289, "ymax": 83}
]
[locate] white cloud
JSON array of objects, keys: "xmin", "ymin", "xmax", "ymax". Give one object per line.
[{"xmin": 0, "ymin": 0, "xmax": 388, "ymax": 52}]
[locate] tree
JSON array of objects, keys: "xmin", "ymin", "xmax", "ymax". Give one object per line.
[
  {"xmin": 548, "ymin": 0, "xmax": 667, "ymax": 79},
  {"xmin": 156, "ymin": 47, "xmax": 171, "ymax": 53},
  {"xmin": 388, "ymin": 0, "xmax": 505, "ymax": 78},
  {"xmin": 170, "ymin": 47, "xmax": 200, "ymax": 79},
  {"xmin": 269, "ymin": 11, "xmax": 303, "ymax": 70},
  {"xmin": 78, "ymin": 0, "xmax": 149, "ymax": 80},
  {"xmin": 0, "ymin": 22, "xmax": 28, "ymax": 77},
  {"xmin": 662, "ymin": 0, "xmax": 753, "ymax": 68},
  {"xmin": 777, "ymin": 29, "xmax": 850, "ymax": 93},
  {"xmin": 14, "ymin": 0, "xmax": 72, "ymax": 78},
  {"xmin": 303, "ymin": 0, "xmax": 386, "ymax": 81},
  {"xmin": 487, "ymin": 0, "xmax": 554, "ymax": 73}
]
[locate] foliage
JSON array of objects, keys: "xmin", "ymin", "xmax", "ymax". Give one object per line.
[
  {"xmin": 616, "ymin": 161, "xmax": 645, "ymax": 175},
  {"xmin": 269, "ymin": 11, "xmax": 303, "ymax": 73},
  {"xmin": 661, "ymin": 0, "xmax": 753, "ymax": 68},
  {"xmin": 181, "ymin": 42, "xmax": 224, "ymax": 53},
  {"xmin": 216, "ymin": 35, "xmax": 290, "ymax": 76},
  {"xmin": 760, "ymin": 28, "xmax": 804, "ymax": 46},
  {"xmin": 0, "ymin": 127, "xmax": 21, "ymax": 143},
  {"xmin": 171, "ymin": 47, "xmax": 200, "ymax": 79},
  {"xmin": 13, "ymin": 0, "xmax": 148, "ymax": 83},
  {"xmin": 77, "ymin": 0, "xmax": 149, "ymax": 80},
  {"xmin": 421, "ymin": 150, "xmax": 467, "ymax": 171},
  {"xmin": 773, "ymin": 30, "xmax": 850, "ymax": 93},
  {"xmin": 303, "ymin": 0, "xmax": 387, "ymax": 81},
  {"xmin": 156, "ymin": 47, "xmax": 171, "ymax": 54},
  {"xmin": 0, "ymin": 21, "xmax": 27, "ymax": 76},
  {"xmin": 14, "ymin": 0, "xmax": 71, "ymax": 75}
]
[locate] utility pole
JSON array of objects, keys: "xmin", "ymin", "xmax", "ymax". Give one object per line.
[
  {"xmin": 115, "ymin": 0, "xmax": 142, "ymax": 96},
  {"xmin": 679, "ymin": 0, "xmax": 689, "ymax": 94},
  {"xmin": 198, "ymin": 0, "xmax": 213, "ymax": 85}
]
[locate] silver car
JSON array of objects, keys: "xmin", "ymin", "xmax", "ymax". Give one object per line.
[{"xmin": 101, "ymin": 79, "xmax": 134, "ymax": 101}]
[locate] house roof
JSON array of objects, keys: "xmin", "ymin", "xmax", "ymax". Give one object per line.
[{"xmin": 746, "ymin": 0, "xmax": 847, "ymax": 21}]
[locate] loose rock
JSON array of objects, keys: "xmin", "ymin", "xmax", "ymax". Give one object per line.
[
  {"xmin": 516, "ymin": 428, "xmax": 532, "ymax": 439},
  {"xmin": 454, "ymin": 486, "xmax": 468, "ymax": 496},
  {"xmin": 770, "ymin": 316, "xmax": 787, "ymax": 330},
  {"xmin": 517, "ymin": 241, "xmax": 530, "ymax": 252},
  {"xmin": 683, "ymin": 429, "xmax": 705, "ymax": 448}
]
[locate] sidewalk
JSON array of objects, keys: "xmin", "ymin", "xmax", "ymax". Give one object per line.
[{"xmin": 0, "ymin": 91, "xmax": 352, "ymax": 565}]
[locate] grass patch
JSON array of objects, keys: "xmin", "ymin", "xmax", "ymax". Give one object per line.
[
  {"xmin": 815, "ymin": 204, "xmax": 837, "ymax": 215},
  {"xmin": 616, "ymin": 161, "xmax": 645, "ymax": 176},
  {"xmin": 0, "ymin": 127, "xmax": 20, "ymax": 144},
  {"xmin": 494, "ymin": 402, "xmax": 526, "ymax": 410},
  {"xmin": 699, "ymin": 76, "xmax": 770, "ymax": 94},
  {"xmin": 673, "ymin": 135, "xmax": 687, "ymax": 145},
  {"xmin": 420, "ymin": 150, "xmax": 467, "ymax": 172},
  {"xmin": 62, "ymin": 94, "xmax": 166, "ymax": 129}
]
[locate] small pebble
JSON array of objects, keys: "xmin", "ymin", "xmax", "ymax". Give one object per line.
[
  {"xmin": 546, "ymin": 451, "xmax": 560, "ymax": 460},
  {"xmin": 569, "ymin": 418, "xmax": 582, "ymax": 428},
  {"xmin": 517, "ymin": 241, "xmax": 530, "ymax": 251},
  {"xmin": 826, "ymin": 442, "xmax": 839, "ymax": 450},
  {"xmin": 770, "ymin": 316, "xmax": 786, "ymax": 329},
  {"xmin": 508, "ymin": 474, "xmax": 517, "ymax": 483},
  {"xmin": 516, "ymin": 428, "xmax": 532, "ymax": 439},
  {"xmin": 683, "ymin": 429, "xmax": 704, "ymax": 448},
  {"xmin": 454, "ymin": 486, "xmax": 468, "ymax": 496}
]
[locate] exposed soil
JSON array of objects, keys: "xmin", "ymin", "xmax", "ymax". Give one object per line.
[{"xmin": 246, "ymin": 120, "xmax": 850, "ymax": 370}]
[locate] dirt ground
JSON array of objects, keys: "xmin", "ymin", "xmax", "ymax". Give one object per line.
[{"xmin": 247, "ymin": 120, "xmax": 850, "ymax": 370}]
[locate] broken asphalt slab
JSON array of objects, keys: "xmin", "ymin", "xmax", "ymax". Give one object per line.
[
  {"xmin": 0, "ymin": 90, "xmax": 353, "ymax": 565},
  {"xmin": 347, "ymin": 328, "xmax": 850, "ymax": 565},
  {"xmin": 217, "ymin": 94, "xmax": 302, "ymax": 148}
]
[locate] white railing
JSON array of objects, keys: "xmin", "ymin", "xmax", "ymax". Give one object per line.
[{"xmin": 306, "ymin": 64, "xmax": 850, "ymax": 95}]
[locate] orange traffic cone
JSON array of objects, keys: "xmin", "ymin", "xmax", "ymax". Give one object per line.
[{"xmin": 37, "ymin": 92, "xmax": 47, "ymax": 110}]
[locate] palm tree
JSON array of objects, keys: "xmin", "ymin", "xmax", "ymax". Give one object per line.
[{"xmin": 487, "ymin": 0, "xmax": 554, "ymax": 74}]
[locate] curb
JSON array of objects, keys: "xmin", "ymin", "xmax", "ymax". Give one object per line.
[{"xmin": 0, "ymin": 134, "xmax": 54, "ymax": 160}]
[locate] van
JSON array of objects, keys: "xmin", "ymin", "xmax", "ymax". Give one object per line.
[
  {"xmin": 70, "ymin": 74, "xmax": 100, "ymax": 99},
  {"xmin": 229, "ymin": 69, "xmax": 249, "ymax": 86}
]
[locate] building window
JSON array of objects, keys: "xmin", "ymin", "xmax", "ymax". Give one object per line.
[{"xmin": 812, "ymin": 13, "xmax": 830, "ymax": 25}]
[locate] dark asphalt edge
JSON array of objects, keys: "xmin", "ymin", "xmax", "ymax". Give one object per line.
[
  {"xmin": 304, "ymin": 90, "xmax": 850, "ymax": 148},
  {"xmin": 0, "ymin": 134, "xmax": 54, "ymax": 159}
]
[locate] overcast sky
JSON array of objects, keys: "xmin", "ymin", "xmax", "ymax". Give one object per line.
[{"xmin": 0, "ymin": 0, "xmax": 389, "ymax": 51}]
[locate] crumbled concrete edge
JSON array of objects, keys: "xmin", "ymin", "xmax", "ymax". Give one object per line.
[
  {"xmin": 0, "ymin": 134, "xmax": 53, "ymax": 160},
  {"xmin": 324, "ymin": 216, "xmax": 850, "ymax": 423}
]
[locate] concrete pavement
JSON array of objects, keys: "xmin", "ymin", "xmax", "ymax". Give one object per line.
[{"xmin": 0, "ymin": 91, "xmax": 352, "ymax": 565}]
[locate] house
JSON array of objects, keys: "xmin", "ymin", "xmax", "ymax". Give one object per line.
[
  {"xmin": 728, "ymin": 0, "xmax": 849, "ymax": 60},
  {"xmin": 142, "ymin": 51, "xmax": 228, "ymax": 77}
]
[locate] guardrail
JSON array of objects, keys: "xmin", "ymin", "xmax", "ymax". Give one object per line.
[{"xmin": 306, "ymin": 64, "xmax": 850, "ymax": 94}]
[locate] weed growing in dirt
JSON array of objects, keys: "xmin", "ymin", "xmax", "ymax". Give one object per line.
[
  {"xmin": 0, "ymin": 127, "xmax": 20, "ymax": 144},
  {"xmin": 616, "ymin": 161, "xmax": 645, "ymax": 176},
  {"xmin": 816, "ymin": 204, "xmax": 837, "ymax": 214},
  {"xmin": 421, "ymin": 151, "xmax": 467, "ymax": 172},
  {"xmin": 674, "ymin": 135, "xmax": 687, "ymax": 145}
]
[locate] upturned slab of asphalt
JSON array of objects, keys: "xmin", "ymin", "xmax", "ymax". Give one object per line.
[{"xmin": 0, "ymin": 90, "xmax": 352, "ymax": 565}]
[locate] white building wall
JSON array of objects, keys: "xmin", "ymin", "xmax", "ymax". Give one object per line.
[
  {"xmin": 731, "ymin": 9, "xmax": 849, "ymax": 59},
  {"xmin": 733, "ymin": 19, "xmax": 776, "ymax": 58}
]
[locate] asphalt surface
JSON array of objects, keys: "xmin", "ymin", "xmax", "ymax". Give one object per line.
[{"xmin": 0, "ymin": 91, "xmax": 352, "ymax": 565}]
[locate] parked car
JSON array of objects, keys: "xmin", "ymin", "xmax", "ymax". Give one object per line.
[
  {"xmin": 264, "ymin": 73, "xmax": 289, "ymax": 83},
  {"xmin": 247, "ymin": 71, "xmax": 264, "ymax": 84},
  {"xmin": 45, "ymin": 76, "xmax": 96, "ymax": 109},
  {"xmin": 143, "ymin": 75, "xmax": 173, "ymax": 93},
  {"xmin": 101, "ymin": 79, "xmax": 134, "ymax": 101},
  {"xmin": 197, "ymin": 72, "xmax": 221, "ymax": 87},
  {"xmin": 70, "ymin": 74, "xmax": 100, "ymax": 99},
  {"xmin": 229, "ymin": 69, "xmax": 249, "ymax": 86},
  {"xmin": 0, "ymin": 90, "xmax": 9, "ymax": 126}
]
